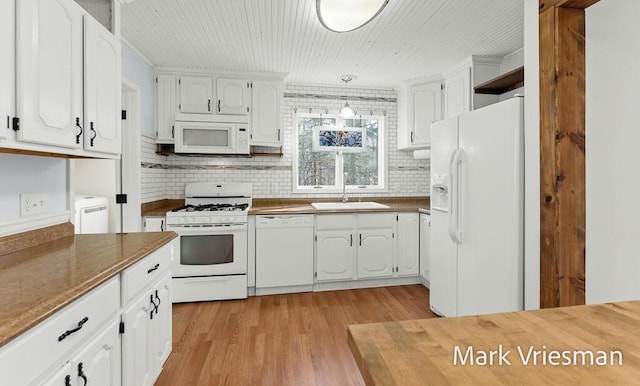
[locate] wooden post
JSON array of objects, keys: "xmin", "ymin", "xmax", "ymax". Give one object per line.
[{"xmin": 538, "ymin": 0, "xmax": 598, "ymax": 307}]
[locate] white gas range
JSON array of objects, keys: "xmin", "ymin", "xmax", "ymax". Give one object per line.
[{"xmin": 166, "ymin": 182, "xmax": 252, "ymax": 303}]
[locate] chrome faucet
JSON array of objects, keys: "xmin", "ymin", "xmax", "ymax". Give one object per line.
[{"xmin": 342, "ymin": 172, "xmax": 349, "ymax": 202}]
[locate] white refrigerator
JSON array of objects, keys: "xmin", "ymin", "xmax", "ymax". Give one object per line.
[{"xmin": 429, "ymin": 97, "xmax": 524, "ymax": 317}]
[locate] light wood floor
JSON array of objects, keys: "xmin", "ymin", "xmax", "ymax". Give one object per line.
[{"xmin": 156, "ymin": 285, "xmax": 437, "ymax": 386}]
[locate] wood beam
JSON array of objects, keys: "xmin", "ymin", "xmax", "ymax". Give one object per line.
[
  {"xmin": 539, "ymin": 6, "xmax": 587, "ymax": 308},
  {"xmin": 539, "ymin": 0, "xmax": 601, "ymax": 14}
]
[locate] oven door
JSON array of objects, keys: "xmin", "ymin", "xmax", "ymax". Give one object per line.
[{"xmin": 168, "ymin": 223, "xmax": 247, "ymax": 277}]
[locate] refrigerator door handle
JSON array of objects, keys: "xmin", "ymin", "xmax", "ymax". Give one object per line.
[{"xmin": 448, "ymin": 148, "xmax": 464, "ymax": 244}]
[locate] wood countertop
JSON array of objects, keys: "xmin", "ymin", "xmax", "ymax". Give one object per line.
[
  {"xmin": 249, "ymin": 197, "xmax": 430, "ymax": 215},
  {"xmin": 0, "ymin": 229, "xmax": 177, "ymax": 348},
  {"xmin": 141, "ymin": 197, "xmax": 430, "ymax": 217},
  {"xmin": 348, "ymin": 302, "xmax": 640, "ymax": 385}
]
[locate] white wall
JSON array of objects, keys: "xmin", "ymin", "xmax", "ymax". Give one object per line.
[
  {"xmin": 523, "ymin": 0, "xmax": 540, "ymax": 310},
  {"xmin": 0, "ymin": 154, "xmax": 67, "ymax": 221},
  {"xmin": 121, "ymin": 40, "xmax": 155, "ymax": 138},
  {"xmin": 585, "ymin": 1, "xmax": 640, "ymax": 304}
]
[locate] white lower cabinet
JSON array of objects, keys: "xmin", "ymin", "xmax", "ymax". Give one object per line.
[
  {"xmin": 121, "ymin": 242, "xmax": 174, "ymax": 386},
  {"xmin": 397, "ymin": 213, "xmax": 420, "ymax": 276},
  {"xmin": 0, "ymin": 240, "xmax": 175, "ymax": 386},
  {"xmin": 356, "ymin": 212, "xmax": 396, "ymax": 279},
  {"xmin": 419, "ymin": 213, "xmax": 431, "ymax": 284},
  {"xmin": 42, "ymin": 318, "xmax": 122, "ymax": 386},
  {"xmin": 143, "ymin": 216, "xmax": 165, "ymax": 232},
  {"xmin": 315, "ymin": 212, "xmax": 419, "ymax": 282}
]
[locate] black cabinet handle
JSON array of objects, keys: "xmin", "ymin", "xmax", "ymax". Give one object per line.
[
  {"xmin": 75, "ymin": 117, "xmax": 83, "ymax": 144},
  {"xmin": 147, "ymin": 263, "xmax": 160, "ymax": 274},
  {"xmin": 78, "ymin": 362, "xmax": 87, "ymax": 386},
  {"xmin": 150, "ymin": 293, "xmax": 157, "ymax": 319},
  {"xmin": 359, "ymin": 234, "xmax": 362, "ymax": 246},
  {"xmin": 410, "ymin": 131, "xmax": 415, "ymax": 143},
  {"xmin": 208, "ymin": 99, "xmax": 211, "ymax": 112},
  {"xmin": 217, "ymin": 99, "xmax": 221, "ymax": 113},
  {"xmin": 350, "ymin": 234, "xmax": 353, "ymax": 247},
  {"xmin": 89, "ymin": 122, "xmax": 96, "ymax": 147},
  {"xmin": 160, "ymin": 220, "xmax": 164, "ymax": 232},
  {"xmin": 171, "ymin": 126, "xmax": 174, "ymax": 138},
  {"xmin": 155, "ymin": 289, "xmax": 161, "ymax": 314},
  {"xmin": 58, "ymin": 316, "xmax": 89, "ymax": 341},
  {"xmin": 65, "ymin": 375, "xmax": 72, "ymax": 386}
]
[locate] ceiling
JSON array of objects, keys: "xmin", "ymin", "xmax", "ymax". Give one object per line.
[{"xmin": 120, "ymin": 0, "xmax": 524, "ymax": 88}]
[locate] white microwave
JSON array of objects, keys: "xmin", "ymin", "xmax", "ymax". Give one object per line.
[{"xmin": 174, "ymin": 116, "xmax": 250, "ymax": 155}]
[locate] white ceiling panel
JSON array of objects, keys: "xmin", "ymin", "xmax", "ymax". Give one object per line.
[{"xmin": 121, "ymin": 0, "xmax": 524, "ymax": 88}]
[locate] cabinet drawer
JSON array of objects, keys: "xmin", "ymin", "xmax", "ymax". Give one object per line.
[
  {"xmin": 357, "ymin": 212, "xmax": 396, "ymax": 229},
  {"xmin": 315, "ymin": 214, "xmax": 355, "ymax": 230},
  {"xmin": 121, "ymin": 241, "xmax": 174, "ymax": 305},
  {"xmin": 0, "ymin": 276, "xmax": 120, "ymax": 385}
]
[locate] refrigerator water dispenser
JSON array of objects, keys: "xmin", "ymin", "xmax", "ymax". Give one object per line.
[{"xmin": 431, "ymin": 173, "xmax": 449, "ymax": 211}]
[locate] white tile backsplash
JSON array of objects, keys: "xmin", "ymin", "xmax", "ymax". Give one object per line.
[{"xmin": 140, "ymin": 84, "xmax": 429, "ymax": 203}]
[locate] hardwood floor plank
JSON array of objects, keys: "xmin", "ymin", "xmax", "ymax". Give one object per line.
[{"xmin": 155, "ymin": 285, "xmax": 435, "ymax": 385}]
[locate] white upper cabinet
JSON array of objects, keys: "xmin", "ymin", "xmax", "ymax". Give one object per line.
[
  {"xmin": 250, "ymin": 79, "xmax": 283, "ymax": 147},
  {"xmin": 155, "ymin": 73, "xmax": 177, "ymax": 143},
  {"xmin": 216, "ymin": 78, "xmax": 249, "ymax": 115},
  {"xmin": 397, "ymin": 78, "xmax": 442, "ymax": 150},
  {"xmin": 444, "ymin": 66, "xmax": 470, "ymax": 119},
  {"xmin": 179, "ymin": 75, "xmax": 213, "ymax": 114},
  {"xmin": 0, "ymin": 0, "xmax": 13, "ymax": 140},
  {"xmin": 83, "ymin": 15, "xmax": 121, "ymax": 155},
  {"xmin": 16, "ymin": 0, "xmax": 84, "ymax": 149},
  {"xmin": 443, "ymin": 56, "xmax": 500, "ymax": 119}
]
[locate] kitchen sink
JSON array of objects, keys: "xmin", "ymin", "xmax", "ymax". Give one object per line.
[{"xmin": 311, "ymin": 202, "xmax": 390, "ymax": 210}]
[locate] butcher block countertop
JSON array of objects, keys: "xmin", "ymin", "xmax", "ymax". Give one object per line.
[
  {"xmin": 348, "ymin": 302, "xmax": 640, "ymax": 385},
  {"xmin": 0, "ymin": 225, "xmax": 177, "ymax": 348}
]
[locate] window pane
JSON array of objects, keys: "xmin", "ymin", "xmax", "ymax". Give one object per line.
[
  {"xmin": 344, "ymin": 118, "xmax": 379, "ymax": 185},
  {"xmin": 298, "ymin": 117, "xmax": 337, "ymax": 186}
]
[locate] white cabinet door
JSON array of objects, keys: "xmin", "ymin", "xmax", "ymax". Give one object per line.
[
  {"xmin": 357, "ymin": 229, "xmax": 394, "ymax": 279},
  {"xmin": 315, "ymin": 230, "xmax": 355, "ymax": 281},
  {"xmin": 409, "ymin": 82, "xmax": 441, "ymax": 147},
  {"xmin": 122, "ymin": 291, "xmax": 155, "ymax": 386},
  {"xmin": 444, "ymin": 66, "xmax": 471, "ymax": 118},
  {"xmin": 152, "ymin": 272, "xmax": 172, "ymax": 378},
  {"xmin": 419, "ymin": 213, "xmax": 431, "ymax": 283},
  {"xmin": 83, "ymin": 15, "xmax": 121, "ymax": 155},
  {"xmin": 16, "ymin": 0, "xmax": 83, "ymax": 148},
  {"xmin": 216, "ymin": 78, "xmax": 249, "ymax": 115},
  {"xmin": 143, "ymin": 217, "xmax": 165, "ymax": 232},
  {"xmin": 179, "ymin": 75, "xmax": 213, "ymax": 114},
  {"xmin": 397, "ymin": 213, "xmax": 420, "ymax": 276},
  {"xmin": 0, "ymin": 0, "xmax": 13, "ymax": 140},
  {"xmin": 156, "ymin": 73, "xmax": 177, "ymax": 143},
  {"xmin": 71, "ymin": 319, "xmax": 121, "ymax": 386},
  {"xmin": 250, "ymin": 79, "xmax": 283, "ymax": 146}
]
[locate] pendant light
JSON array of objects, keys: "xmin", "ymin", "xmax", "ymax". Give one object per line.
[
  {"xmin": 316, "ymin": 0, "xmax": 390, "ymax": 33},
  {"xmin": 340, "ymin": 75, "xmax": 355, "ymax": 119}
]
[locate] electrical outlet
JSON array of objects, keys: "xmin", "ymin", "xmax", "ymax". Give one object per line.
[{"xmin": 20, "ymin": 192, "xmax": 48, "ymax": 216}]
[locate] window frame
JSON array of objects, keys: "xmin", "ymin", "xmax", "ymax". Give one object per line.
[{"xmin": 292, "ymin": 112, "xmax": 387, "ymax": 194}]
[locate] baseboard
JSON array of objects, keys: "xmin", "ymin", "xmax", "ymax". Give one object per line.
[
  {"xmin": 420, "ymin": 277, "xmax": 431, "ymax": 289},
  {"xmin": 0, "ymin": 211, "xmax": 71, "ymax": 238},
  {"xmin": 313, "ymin": 276, "xmax": 422, "ymax": 292},
  {"xmin": 256, "ymin": 284, "xmax": 313, "ymax": 296}
]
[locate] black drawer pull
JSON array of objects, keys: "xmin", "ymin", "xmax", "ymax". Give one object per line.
[
  {"xmin": 78, "ymin": 362, "xmax": 88, "ymax": 386},
  {"xmin": 58, "ymin": 316, "xmax": 89, "ymax": 341},
  {"xmin": 147, "ymin": 263, "xmax": 160, "ymax": 274}
]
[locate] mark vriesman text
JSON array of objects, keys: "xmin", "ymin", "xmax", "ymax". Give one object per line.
[{"xmin": 453, "ymin": 345, "xmax": 623, "ymax": 366}]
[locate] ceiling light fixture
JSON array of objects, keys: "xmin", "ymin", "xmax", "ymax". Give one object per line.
[
  {"xmin": 339, "ymin": 75, "xmax": 356, "ymax": 119},
  {"xmin": 316, "ymin": 0, "xmax": 390, "ymax": 33}
]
